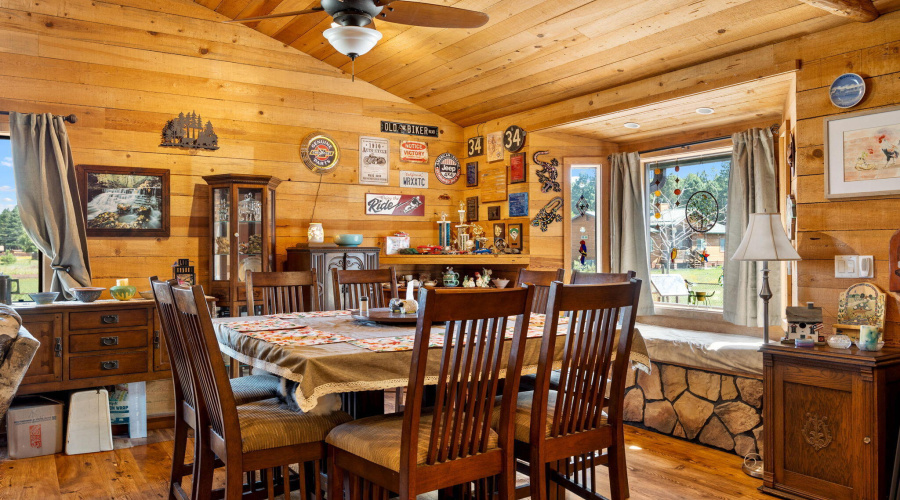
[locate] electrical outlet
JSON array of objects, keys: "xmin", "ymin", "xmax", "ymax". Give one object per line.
[
  {"xmin": 858, "ymin": 255, "xmax": 874, "ymax": 278},
  {"xmin": 835, "ymin": 255, "xmax": 858, "ymax": 278}
]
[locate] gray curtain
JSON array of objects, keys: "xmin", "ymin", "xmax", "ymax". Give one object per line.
[
  {"xmin": 10, "ymin": 113, "xmax": 91, "ymax": 298},
  {"xmin": 723, "ymin": 128, "xmax": 779, "ymax": 328},
  {"xmin": 609, "ymin": 152, "xmax": 654, "ymax": 315}
]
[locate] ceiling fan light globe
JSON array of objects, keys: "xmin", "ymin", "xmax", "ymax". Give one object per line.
[{"xmin": 324, "ymin": 26, "xmax": 383, "ymax": 59}]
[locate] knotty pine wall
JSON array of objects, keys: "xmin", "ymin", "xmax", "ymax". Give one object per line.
[{"xmin": 0, "ymin": 0, "xmax": 464, "ymax": 295}]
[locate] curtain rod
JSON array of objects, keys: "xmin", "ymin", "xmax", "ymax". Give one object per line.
[
  {"xmin": 638, "ymin": 135, "xmax": 730, "ymax": 155},
  {"xmin": 0, "ymin": 111, "xmax": 78, "ymax": 124}
]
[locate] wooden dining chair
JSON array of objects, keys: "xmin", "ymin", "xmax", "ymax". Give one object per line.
[
  {"xmin": 508, "ymin": 279, "xmax": 641, "ymax": 500},
  {"xmin": 515, "ymin": 268, "xmax": 565, "ymax": 314},
  {"xmin": 326, "ymin": 285, "xmax": 536, "ymax": 500},
  {"xmin": 570, "ymin": 270, "xmax": 636, "ymax": 285},
  {"xmin": 332, "ymin": 268, "xmax": 398, "ymax": 310},
  {"xmin": 171, "ymin": 283, "xmax": 353, "ymax": 500},
  {"xmin": 246, "ymin": 270, "xmax": 320, "ymax": 315},
  {"xmin": 150, "ymin": 277, "xmax": 284, "ymax": 500}
]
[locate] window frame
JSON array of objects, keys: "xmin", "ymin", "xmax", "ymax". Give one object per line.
[{"xmin": 563, "ymin": 157, "xmax": 608, "ymax": 276}]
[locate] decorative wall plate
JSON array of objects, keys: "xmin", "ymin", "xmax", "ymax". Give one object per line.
[
  {"xmin": 434, "ymin": 152, "xmax": 461, "ymax": 185},
  {"xmin": 685, "ymin": 191, "xmax": 718, "ymax": 233},
  {"xmin": 301, "ymin": 132, "xmax": 340, "ymax": 174},
  {"xmin": 829, "ymin": 73, "xmax": 866, "ymax": 108}
]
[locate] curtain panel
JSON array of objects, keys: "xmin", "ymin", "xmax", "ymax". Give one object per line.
[
  {"xmin": 723, "ymin": 128, "xmax": 780, "ymax": 329},
  {"xmin": 10, "ymin": 112, "xmax": 91, "ymax": 298},
  {"xmin": 609, "ymin": 152, "xmax": 654, "ymax": 315}
]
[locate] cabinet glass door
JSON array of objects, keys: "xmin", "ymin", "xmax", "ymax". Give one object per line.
[
  {"xmin": 212, "ymin": 187, "xmax": 231, "ymax": 281},
  {"xmin": 237, "ymin": 188, "xmax": 264, "ymax": 282}
]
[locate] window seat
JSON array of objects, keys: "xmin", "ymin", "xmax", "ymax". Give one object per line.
[{"xmin": 636, "ymin": 323, "xmax": 764, "ymax": 377}]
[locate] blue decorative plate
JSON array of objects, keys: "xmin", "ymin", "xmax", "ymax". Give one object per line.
[{"xmin": 830, "ymin": 73, "xmax": 866, "ymax": 108}]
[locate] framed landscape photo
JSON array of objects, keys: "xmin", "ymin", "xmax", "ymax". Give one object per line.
[
  {"xmin": 77, "ymin": 165, "xmax": 170, "ymax": 237},
  {"xmin": 509, "ymin": 152, "xmax": 527, "ymax": 184},
  {"xmin": 825, "ymin": 105, "xmax": 900, "ymax": 199}
]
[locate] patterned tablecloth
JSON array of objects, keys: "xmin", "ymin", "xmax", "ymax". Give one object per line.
[{"xmin": 214, "ymin": 310, "xmax": 651, "ymax": 412}]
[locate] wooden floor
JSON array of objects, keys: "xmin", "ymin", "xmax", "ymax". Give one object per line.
[{"xmin": 0, "ymin": 426, "xmax": 767, "ymax": 500}]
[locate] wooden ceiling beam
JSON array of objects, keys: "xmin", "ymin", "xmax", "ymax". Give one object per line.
[{"xmin": 796, "ymin": 0, "xmax": 879, "ymax": 22}]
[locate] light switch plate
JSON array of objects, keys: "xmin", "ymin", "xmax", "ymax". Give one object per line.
[
  {"xmin": 858, "ymin": 255, "xmax": 874, "ymax": 278},
  {"xmin": 835, "ymin": 255, "xmax": 858, "ymax": 278}
]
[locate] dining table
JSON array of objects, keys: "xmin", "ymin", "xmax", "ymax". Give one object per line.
[{"xmin": 213, "ymin": 309, "xmax": 652, "ymax": 416}]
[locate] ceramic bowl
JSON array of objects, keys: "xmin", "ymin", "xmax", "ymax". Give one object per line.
[
  {"xmin": 334, "ymin": 234, "xmax": 363, "ymax": 247},
  {"xmin": 29, "ymin": 292, "xmax": 59, "ymax": 305},
  {"xmin": 110, "ymin": 285, "xmax": 137, "ymax": 301},
  {"xmin": 856, "ymin": 340, "xmax": 885, "ymax": 352},
  {"xmin": 71, "ymin": 287, "xmax": 105, "ymax": 303},
  {"xmin": 493, "ymin": 279, "xmax": 510, "ymax": 289},
  {"xmin": 138, "ymin": 290, "xmax": 154, "ymax": 300}
]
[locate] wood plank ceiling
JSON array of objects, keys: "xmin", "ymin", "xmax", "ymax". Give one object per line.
[{"xmin": 196, "ymin": 0, "xmax": 900, "ymax": 127}]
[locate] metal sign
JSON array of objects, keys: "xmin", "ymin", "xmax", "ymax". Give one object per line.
[
  {"xmin": 504, "ymin": 125, "xmax": 526, "ymax": 153},
  {"xmin": 467, "ymin": 136, "xmax": 484, "ymax": 157},
  {"xmin": 381, "ymin": 121, "xmax": 439, "ymax": 138},
  {"xmin": 400, "ymin": 140, "xmax": 429, "ymax": 163},
  {"xmin": 359, "ymin": 136, "xmax": 390, "ymax": 186},
  {"xmin": 400, "ymin": 171, "xmax": 428, "ymax": 188},
  {"xmin": 434, "ymin": 152, "xmax": 461, "ymax": 185},
  {"xmin": 365, "ymin": 194, "xmax": 425, "ymax": 216},
  {"xmin": 301, "ymin": 132, "xmax": 340, "ymax": 174}
]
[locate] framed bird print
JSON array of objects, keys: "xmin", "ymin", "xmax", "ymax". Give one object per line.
[{"xmin": 825, "ymin": 105, "xmax": 900, "ymax": 199}]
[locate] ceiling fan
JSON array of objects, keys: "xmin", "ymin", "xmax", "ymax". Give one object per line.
[{"xmin": 226, "ymin": 0, "xmax": 489, "ymax": 74}]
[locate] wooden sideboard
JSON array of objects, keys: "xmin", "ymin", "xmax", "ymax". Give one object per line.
[
  {"xmin": 761, "ymin": 344, "xmax": 900, "ymax": 500},
  {"xmin": 14, "ymin": 299, "xmax": 174, "ymax": 395}
]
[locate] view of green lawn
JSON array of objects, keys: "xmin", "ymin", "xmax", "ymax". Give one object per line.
[
  {"xmin": 650, "ymin": 267, "xmax": 724, "ymax": 308},
  {"xmin": 0, "ymin": 254, "xmax": 40, "ymax": 302}
]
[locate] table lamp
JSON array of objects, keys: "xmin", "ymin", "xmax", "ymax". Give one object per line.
[{"xmin": 731, "ymin": 213, "xmax": 801, "ymax": 343}]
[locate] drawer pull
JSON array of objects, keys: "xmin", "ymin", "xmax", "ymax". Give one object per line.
[
  {"xmin": 101, "ymin": 360, "xmax": 119, "ymax": 370},
  {"xmin": 100, "ymin": 336, "xmax": 119, "ymax": 346},
  {"xmin": 101, "ymin": 315, "xmax": 119, "ymax": 324},
  {"xmin": 864, "ymin": 437, "xmax": 871, "ymax": 444}
]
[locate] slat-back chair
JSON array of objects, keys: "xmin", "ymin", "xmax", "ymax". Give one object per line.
[
  {"xmin": 150, "ymin": 277, "xmax": 282, "ymax": 500},
  {"xmin": 332, "ymin": 268, "xmax": 398, "ymax": 310},
  {"xmin": 516, "ymin": 280, "xmax": 642, "ymax": 500},
  {"xmin": 515, "ymin": 269, "xmax": 565, "ymax": 314},
  {"xmin": 246, "ymin": 270, "xmax": 320, "ymax": 315},
  {"xmin": 570, "ymin": 270, "xmax": 636, "ymax": 285},
  {"xmin": 172, "ymin": 284, "xmax": 352, "ymax": 500},
  {"xmin": 327, "ymin": 286, "xmax": 536, "ymax": 500}
]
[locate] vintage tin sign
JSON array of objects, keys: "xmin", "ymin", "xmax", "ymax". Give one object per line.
[
  {"xmin": 400, "ymin": 171, "xmax": 428, "ymax": 188},
  {"xmin": 400, "ymin": 140, "xmax": 429, "ymax": 164},
  {"xmin": 359, "ymin": 136, "xmax": 390, "ymax": 186},
  {"xmin": 381, "ymin": 121, "xmax": 439, "ymax": 138},
  {"xmin": 434, "ymin": 152, "xmax": 461, "ymax": 185},
  {"xmin": 301, "ymin": 132, "xmax": 340, "ymax": 174},
  {"xmin": 365, "ymin": 194, "xmax": 425, "ymax": 216}
]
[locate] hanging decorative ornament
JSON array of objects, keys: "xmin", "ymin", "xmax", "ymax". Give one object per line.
[
  {"xmin": 579, "ymin": 240, "xmax": 588, "ymax": 265},
  {"xmin": 702, "ymin": 250, "xmax": 710, "ymax": 263},
  {"xmin": 685, "ymin": 190, "xmax": 719, "ymax": 233},
  {"xmin": 654, "ymin": 189, "xmax": 662, "ymax": 197},
  {"xmin": 531, "ymin": 196, "xmax": 564, "ymax": 232},
  {"xmin": 670, "ymin": 248, "xmax": 677, "ymax": 265},
  {"xmin": 575, "ymin": 194, "xmax": 589, "ymax": 218},
  {"xmin": 675, "ymin": 165, "xmax": 681, "ymax": 172},
  {"xmin": 533, "ymin": 151, "xmax": 562, "ymax": 193}
]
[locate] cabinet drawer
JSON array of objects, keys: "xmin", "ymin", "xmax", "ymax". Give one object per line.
[
  {"xmin": 69, "ymin": 351, "xmax": 148, "ymax": 380},
  {"xmin": 69, "ymin": 308, "xmax": 149, "ymax": 330},
  {"xmin": 69, "ymin": 330, "xmax": 148, "ymax": 353}
]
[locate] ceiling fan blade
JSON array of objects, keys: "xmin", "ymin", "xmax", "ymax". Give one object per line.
[
  {"xmin": 377, "ymin": 1, "xmax": 489, "ymax": 29},
  {"xmin": 223, "ymin": 7, "xmax": 324, "ymax": 24}
]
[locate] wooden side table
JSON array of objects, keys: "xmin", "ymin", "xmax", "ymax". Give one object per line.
[{"xmin": 761, "ymin": 344, "xmax": 900, "ymax": 500}]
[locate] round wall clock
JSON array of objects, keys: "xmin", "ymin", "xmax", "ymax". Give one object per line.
[
  {"xmin": 829, "ymin": 73, "xmax": 866, "ymax": 109},
  {"xmin": 434, "ymin": 152, "xmax": 461, "ymax": 185},
  {"xmin": 301, "ymin": 132, "xmax": 340, "ymax": 174},
  {"xmin": 504, "ymin": 125, "xmax": 526, "ymax": 153},
  {"xmin": 685, "ymin": 191, "xmax": 719, "ymax": 233}
]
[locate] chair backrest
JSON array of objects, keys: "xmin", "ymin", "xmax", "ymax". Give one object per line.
[
  {"xmin": 332, "ymin": 268, "xmax": 398, "ymax": 309},
  {"xmin": 401, "ymin": 286, "xmax": 535, "ymax": 479},
  {"xmin": 246, "ymin": 270, "xmax": 320, "ymax": 315},
  {"xmin": 172, "ymin": 284, "xmax": 240, "ymax": 448},
  {"xmin": 531, "ymin": 280, "xmax": 641, "ymax": 443},
  {"xmin": 515, "ymin": 268, "xmax": 565, "ymax": 314},
  {"xmin": 570, "ymin": 270, "xmax": 636, "ymax": 285},
  {"xmin": 150, "ymin": 277, "xmax": 198, "ymax": 412}
]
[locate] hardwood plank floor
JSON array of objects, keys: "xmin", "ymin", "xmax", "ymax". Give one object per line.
[{"xmin": 0, "ymin": 426, "xmax": 768, "ymax": 499}]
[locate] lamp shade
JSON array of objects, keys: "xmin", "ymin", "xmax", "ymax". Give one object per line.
[
  {"xmin": 323, "ymin": 26, "xmax": 382, "ymax": 59},
  {"xmin": 731, "ymin": 213, "xmax": 801, "ymax": 262}
]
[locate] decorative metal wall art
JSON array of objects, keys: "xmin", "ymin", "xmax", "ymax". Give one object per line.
[
  {"xmin": 534, "ymin": 151, "xmax": 561, "ymax": 193},
  {"xmin": 380, "ymin": 121, "xmax": 439, "ymax": 138},
  {"xmin": 685, "ymin": 190, "xmax": 719, "ymax": 233},
  {"xmin": 301, "ymin": 132, "xmax": 341, "ymax": 174},
  {"xmin": 434, "ymin": 152, "xmax": 461, "ymax": 185},
  {"xmin": 531, "ymin": 196, "xmax": 564, "ymax": 232},
  {"xmin": 400, "ymin": 140, "xmax": 429, "ymax": 163},
  {"xmin": 504, "ymin": 125, "xmax": 526, "ymax": 153},
  {"xmin": 161, "ymin": 111, "xmax": 218, "ymax": 150}
]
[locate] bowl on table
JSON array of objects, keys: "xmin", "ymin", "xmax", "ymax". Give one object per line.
[
  {"xmin": 29, "ymin": 292, "xmax": 59, "ymax": 305},
  {"xmin": 138, "ymin": 290, "xmax": 155, "ymax": 300},
  {"xmin": 110, "ymin": 285, "xmax": 137, "ymax": 301},
  {"xmin": 493, "ymin": 279, "xmax": 510, "ymax": 289},
  {"xmin": 71, "ymin": 287, "xmax": 105, "ymax": 303},
  {"xmin": 333, "ymin": 234, "xmax": 363, "ymax": 247}
]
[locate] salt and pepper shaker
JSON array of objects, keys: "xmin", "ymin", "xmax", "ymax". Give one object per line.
[{"xmin": 360, "ymin": 296, "xmax": 369, "ymax": 315}]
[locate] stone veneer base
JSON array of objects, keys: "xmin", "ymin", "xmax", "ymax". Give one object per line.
[{"xmin": 624, "ymin": 361, "xmax": 764, "ymax": 458}]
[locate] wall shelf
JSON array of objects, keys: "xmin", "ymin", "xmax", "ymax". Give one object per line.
[{"xmin": 379, "ymin": 254, "xmax": 530, "ymax": 266}]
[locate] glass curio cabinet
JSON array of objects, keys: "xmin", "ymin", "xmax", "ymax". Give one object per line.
[{"xmin": 203, "ymin": 174, "xmax": 281, "ymax": 317}]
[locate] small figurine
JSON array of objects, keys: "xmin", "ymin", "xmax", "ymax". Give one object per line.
[
  {"xmin": 462, "ymin": 276, "xmax": 476, "ymax": 288},
  {"xmin": 476, "ymin": 269, "xmax": 492, "ymax": 288},
  {"xmin": 784, "ymin": 302, "xmax": 824, "ymax": 344}
]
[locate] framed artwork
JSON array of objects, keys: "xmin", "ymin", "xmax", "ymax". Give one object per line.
[
  {"xmin": 508, "ymin": 192, "xmax": 529, "ymax": 218},
  {"xmin": 493, "ymin": 223, "xmax": 506, "ymax": 248},
  {"xmin": 509, "ymin": 152, "xmax": 526, "ymax": 184},
  {"xmin": 507, "ymin": 223, "xmax": 523, "ymax": 250},
  {"xmin": 487, "ymin": 206, "xmax": 501, "ymax": 220},
  {"xmin": 486, "ymin": 131, "xmax": 504, "ymax": 163},
  {"xmin": 466, "ymin": 196, "xmax": 479, "ymax": 223},
  {"xmin": 466, "ymin": 161, "xmax": 479, "ymax": 187},
  {"xmin": 825, "ymin": 105, "xmax": 900, "ymax": 199},
  {"xmin": 481, "ymin": 165, "xmax": 508, "ymax": 203},
  {"xmin": 77, "ymin": 165, "xmax": 170, "ymax": 237}
]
